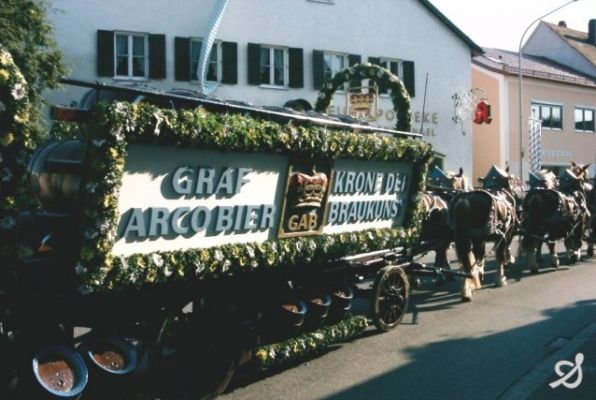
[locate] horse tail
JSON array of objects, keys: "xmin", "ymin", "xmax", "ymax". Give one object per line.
[
  {"xmin": 450, "ymin": 195, "xmax": 472, "ymax": 264},
  {"xmin": 524, "ymin": 191, "xmax": 543, "ymax": 225}
]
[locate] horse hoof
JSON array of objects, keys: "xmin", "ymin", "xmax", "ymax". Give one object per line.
[
  {"xmin": 461, "ymin": 295, "xmax": 472, "ymax": 302},
  {"xmin": 497, "ymin": 277, "xmax": 508, "ymax": 287}
]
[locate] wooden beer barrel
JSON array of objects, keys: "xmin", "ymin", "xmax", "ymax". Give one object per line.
[{"xmin": 27, "ymin": 140, "xmax": 84, "ymax": 212}]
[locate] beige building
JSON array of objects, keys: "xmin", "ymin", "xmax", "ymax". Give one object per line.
[{"xmin": 471, "ymin": 20, "xmax": 596, "ymax": 186}]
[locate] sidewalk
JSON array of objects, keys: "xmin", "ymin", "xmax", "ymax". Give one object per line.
[{"xmin": 501, "ymin": 320, "xmax": 596, "ymax": 399}]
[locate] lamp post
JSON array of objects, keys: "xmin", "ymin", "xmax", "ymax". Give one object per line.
[{"xmin": 517, "ymin": 0, "xmax": 579, "ymax": 183}]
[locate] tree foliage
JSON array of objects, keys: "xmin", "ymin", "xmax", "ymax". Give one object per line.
[{"xmin": 0, "ymin": 0, "xmax": 66, "ymax": 129}]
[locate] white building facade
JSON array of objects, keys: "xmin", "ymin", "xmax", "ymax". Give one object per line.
[{"xmin": 48, "ymin": 0, "xmax": 481, "ymax": 173}]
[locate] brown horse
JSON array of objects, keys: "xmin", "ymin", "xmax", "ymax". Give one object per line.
[
  {"xmin": 521, "ymin": 163, "xmax": 590, "ymax": 272},
  {"xmin": 449, "ymin": 166, "xmax": 517, "ymax": 301},
  {"xmin": 420, "ymin": 167, "xmax": 469, "ymax": 273},
  {"xmin": 585, "ymin": 174, "xmax": 595, "ymax": 257}
]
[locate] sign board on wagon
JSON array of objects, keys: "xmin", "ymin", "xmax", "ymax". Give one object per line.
[{"xmin": 112, "ymin": 144, "xmax": 413, "ymax": 256}]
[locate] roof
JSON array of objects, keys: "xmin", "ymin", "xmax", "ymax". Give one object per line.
[
  {"xmin": 472, "ymin": 47, "xmax": 596, "ymax": 88},
  {"xmin": 543, "ymin": 21, "xmax": 596, "ymax": 70},
  {"xmin": 418, "ymin": 0, "xmax": 484, "ymax": 57}
]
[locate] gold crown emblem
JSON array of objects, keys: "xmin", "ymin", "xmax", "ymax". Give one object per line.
[
  {"xmin": 349, "ymin": 92, "xmax": 375, "ymax": 112},
  {"xmin": 288, "ymin": 171, "xmax": 328, "ymax": 208}
]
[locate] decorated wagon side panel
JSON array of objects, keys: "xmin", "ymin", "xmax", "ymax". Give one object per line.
[{"xmin": 71, "ymin": 101, "xmax": 432, "ymax": 293}]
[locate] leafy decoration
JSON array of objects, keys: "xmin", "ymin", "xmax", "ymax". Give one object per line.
[
  {"xmin": 52, "ymin": 97, "xmax": 432, "ymax": 294},
  {"xmin": 0, "ymin": 46, "xmax": 36, "ymax": 260},
  {"xmin": 252, "ymin": 315, "xmax": 368, "ymax": 371},
  {"xmin": 315, "ymin": 63, "xmax": 412, "ymax": 132}
]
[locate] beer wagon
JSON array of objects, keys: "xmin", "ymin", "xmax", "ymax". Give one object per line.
[{"xmin": 1, "ymin": 70, "xmax": 435, "ymax": 399}]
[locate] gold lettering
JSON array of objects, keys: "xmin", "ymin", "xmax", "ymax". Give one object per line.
[{"xmin": 288, "ymin": 214, "xmax": 318, "ymax": 232}]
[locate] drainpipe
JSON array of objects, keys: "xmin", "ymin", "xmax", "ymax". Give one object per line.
[{"xmin": 197, "ymin": 0, "xmax": 230, "ymax": 95}]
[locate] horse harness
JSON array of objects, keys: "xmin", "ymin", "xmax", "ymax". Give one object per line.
[{"xmin": 477, "ymin": 189, "xmax": 517, "ymax": 239}]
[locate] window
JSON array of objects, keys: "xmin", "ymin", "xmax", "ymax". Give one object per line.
[
  {"xmin": 247, "ymin": 44, "xmax": 303, "ymax": 88},
  {"xmin": 575, "ymin": 107, "xmax": 595, "ymax": 132},
  {"xmin": 531, "ymin": 103, "xmax": 562, "ymax": 130},
  {"xmin": 312, "ymin": 50, "xmax": 360, "ymax": 90},
  {"xmin": 378, "ymin": 58, "xmax": 400, "ymax": 94},
  {"xmin": 97, "ymin": 30, "xmax": 165, "ymax": 80},
  {"xmin": 115, "ymin": 33, "xmax": 148, "ymax": 78},
  {"xmin": 175, "ymin": 38, "xmax": 237, "ymax": 84},
  {"xmin": 323, "ymin": 52, "xmax": 347, "ymax": 83},
  {"xmin": 260, "ymin": 46, "xmax": 287, "ymax": 86},
  {"xmin": 190, "ymin": 39, "xmax": 219, "ymax": 82},
  {"xmin": 368, "ymin": 56, "xmax": 415, "ymax": 97}
]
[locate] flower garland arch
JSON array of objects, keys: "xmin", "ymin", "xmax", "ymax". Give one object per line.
[{"xmin": 314, "ymin": 63, "xmax": 412, "ymax": 132}]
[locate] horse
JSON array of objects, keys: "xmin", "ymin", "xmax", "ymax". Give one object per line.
[
  {"xmin": 516, "ymin": 169, "xmax": 558, "ymax": 261},
  {"xmin": 420, "ymin": 167, "xmax": 469, "ymax": 273},
  {"xmin": 449, "ymin": 165, "xmax": 517, "ymax": 301},
  {"xmin": 585, "ymin": 175, "xmax": 595, "ymax": 257},
  {"xmin": 520, "ymin": 163, "xmax": 590, "ymax": 272}
]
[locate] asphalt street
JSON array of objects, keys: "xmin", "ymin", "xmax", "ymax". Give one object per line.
[{"xmin": 219, "ymin": 241, "xmax": 596, "ymax": 400}]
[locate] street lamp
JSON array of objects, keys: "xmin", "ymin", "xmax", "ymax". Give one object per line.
[{"xmin": 517, "ymin": 0, "xmax": 579, "ymax": 183}]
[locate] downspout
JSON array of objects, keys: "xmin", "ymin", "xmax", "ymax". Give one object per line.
[{"xmin": 197, "ymin": 0, "xmax": 230, "ymax": 95}]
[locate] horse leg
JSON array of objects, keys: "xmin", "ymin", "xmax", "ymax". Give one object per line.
[
  {"xmin": 455, "ymin": 236, "xmax": 475, "ymax": 302},
  {"xmin": 495, "ymin": 239, "xmax": 508, "ymax": 287},
  {"xmin": 536, "ymin": 242, "xmax": 544, "ymax": 263},
  {"xmin": 472, "ymin": 239, "xmax": 485, "ymax": 287},
  {"xmin": 548, "ymin": 242, "xmax": 559, "ymax": 268},
  {"xmin": 565, "ymin": 223, "xmax": 583, "ymax": 264},
  {"xmin": 433, "ymin": 241, "xmax": 449, "ymax": 285},
  {"xmin": 522, "ymin": 235, "xmax": 540, "ymax": 273}
]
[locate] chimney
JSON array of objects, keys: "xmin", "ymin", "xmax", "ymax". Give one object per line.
[
  {"xmin": 589, "ymin": 19, "xmax": 596, "ymax": 45},
  {"xmin": 558, "ymin": 20, "xmax": 567, "ymax": 28}
]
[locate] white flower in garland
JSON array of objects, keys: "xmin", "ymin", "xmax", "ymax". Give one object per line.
[
  {"xmin": 11, "ymin": 82, "xmax": 26, "ymax": 100},
  {"xmin": 151, "ymin": 253, "xmax": 164, "ymax": 268}
]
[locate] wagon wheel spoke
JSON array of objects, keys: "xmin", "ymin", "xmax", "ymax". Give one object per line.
[{"xmin": 370, "ymin": 266, "xmax": 409, "ymax": 332}]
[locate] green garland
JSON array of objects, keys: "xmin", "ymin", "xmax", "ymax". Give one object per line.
[
  {"xmin": 51, "ymin": 100, "xmax": 432, "ymax": 294},
  {"xmin": 315, "ymin": 63, "xmax": 412, "ymax": 132},
  {"xmin": 252, "ymin": 315, "xmax": 368, "ymax": 371},
  {"xmin": 0, "ymin": 47, "xmax": 35, "ymax": 260}
]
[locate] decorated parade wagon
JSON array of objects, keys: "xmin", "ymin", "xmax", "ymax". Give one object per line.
[{"xmin": 1, "ymin": 54, "xmax": 438, "ymax": 399}]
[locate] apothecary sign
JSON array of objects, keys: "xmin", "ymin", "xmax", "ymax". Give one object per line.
[{"xmin": 112, "ymin": 144, "xmax": 413, "ymax": 256}]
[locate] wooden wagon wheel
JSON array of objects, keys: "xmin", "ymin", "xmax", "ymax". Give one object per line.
[
  {"xmin": 152, "ymin": 312, "xmax": 239, "ymax": 400},
  {"xmin": 370, "ymin": 265, "xmax": 409, "ymax": 332}
]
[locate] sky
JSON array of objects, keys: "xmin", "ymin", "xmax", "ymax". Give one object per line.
[{"xmin": 428, "ymin": 0, "xmax": 596, "ymax": 52}]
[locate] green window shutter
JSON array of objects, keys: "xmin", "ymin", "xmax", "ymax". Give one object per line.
[
  {"xmin": 312, "ymin": 49, "xmax": 324, "ymax": 90},
  {"xmin": 288, "ymin": 47, "xmax": 304, "ymax": 88},
  {"xmin": 403, "ymin": 60, "xmax": 415, "ymax": 97},
  {"xmin": 97, "ymin": 30, "xmax": 114, "ymax": 77},
  {"xmin": 174, "ymin": 37, "xmax": 190, "ymax": 81},
  {"xmin": 149, "ymin": 34, "xmax": 166, "ymax": 79},
  {"xmin": 247, "ymin": 43, "xmax": 261, "ymax": 85},
  {"xmin": 348, "ymin": 54, "xmax": 362, "ymax": 90},
  {"xmin": 221, "ymin": 41, "xmax": 238, "ymax": 84}
]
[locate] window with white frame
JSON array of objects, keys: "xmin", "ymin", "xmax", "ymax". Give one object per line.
[
  {"xmin": 531, "ymin": 102, "xmax": 562, "ymax": 130},
  {"xmin": 190, "ymin": 39, "xmax": 219, "ymax": 82},
  {"xmin": 115, "ymin": 32, "xmax": 148, "ymax": 78},
  {"xmin": 379, "ymin": 58, "xmax": 401, "ymax": 94},
  {"xmin": 575, "ymin": 107, "xmax": 595, "ymax": 132},
  {"xmin": 259, "ymin": 46, "xmax": 288, "ymax": 86},
  {"xmin": 323, "ymin": 52, "xmax": 347, "ymax": 83}
]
